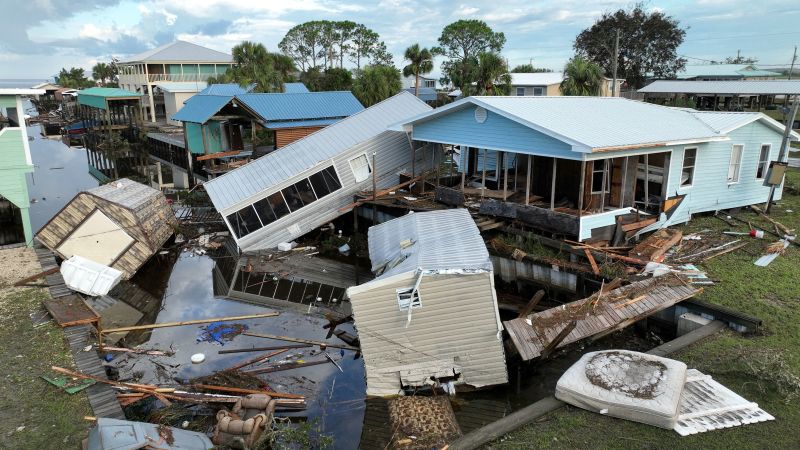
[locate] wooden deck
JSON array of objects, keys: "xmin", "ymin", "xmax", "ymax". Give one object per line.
[
  {"xmin": 42, "ymin": 294, "xmax": 99, "ymax": 327},
  {"xmin": 34, "ymin": 247, "xmax": 126, "ymax": 419},
  {"xmin": 504, "ymin": 276, "xmax": 702, "ymax": 361}
]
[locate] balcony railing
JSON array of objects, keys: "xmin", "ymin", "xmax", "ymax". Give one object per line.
[{"xmin": 119, "ymin": 73, "xmax": 214, "ymax": 84}]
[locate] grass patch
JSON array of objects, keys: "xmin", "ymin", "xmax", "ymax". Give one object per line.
[
  {"xmin": 0, "ymin": 287, "xmax": 92, "ymax": 449},
  {"xmin": 487, "ymin": 169, "xmax": 800, "ymax": 449}
]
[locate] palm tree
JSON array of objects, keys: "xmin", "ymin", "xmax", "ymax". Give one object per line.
[
  {"xmin": 560, "ymin": 56, "xmax": 604, "ymax": 96},
  {"xmin": 353, "ymin": 65, "xmax": 401, "ymax": 107},
  {"xmin": 474, "ymin": 52, "xmax": 512, "ymax": 95},
  {"xmin": 402, "ymin": 44, "xmax": 434, "ymax": 97},
  {"xmin": 92, "ymin": 63, "xmax": 114, "ymax": 86}
]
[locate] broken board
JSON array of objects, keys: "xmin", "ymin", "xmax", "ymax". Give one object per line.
[
  {"xmin": 42, "ymin": 293, "xmax": 100, "ymax": 327},
  {"xmin": 631, "ymin": 229, "xmax": 683, "ymax": 262}
]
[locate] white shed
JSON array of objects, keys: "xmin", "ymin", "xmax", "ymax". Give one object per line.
[{"xmin": 346, "ymin": 209, "xmax": 508, "ymax": 396}]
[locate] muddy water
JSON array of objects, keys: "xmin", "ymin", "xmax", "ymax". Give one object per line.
[
  {"xmin": 111, "ymin": 252, "xmax": 367, "ymax": 449},
  {"xmin": 26, "ymin": 124, "xmax": 98, "ymax": 232}
]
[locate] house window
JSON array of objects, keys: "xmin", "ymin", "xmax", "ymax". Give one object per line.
[
  {"xmin": 424, "ymin": 80, "xmax": 435, "ymax": 88},
  {"xmin": 397, "ymin": 287, "xmax": 422, "ymax": 310},
  {"xmin": 516, "ymin": 87, "xmax": 525, "ymax": 96},
  {"xmin": 533, "ymin": 87, "xmax": 544, "ymax": 96},
  {"xmin": 728, "ymin": 144, "xmax": 744, "ymax": 183},
  {"xmin": 591, "ymin": 160, "xmax": 610, "ymax": 193},
  {"xmin": 349, "ymin": 154, "xmax": 372, "ymax": 183},
  {"xmin": 681, "ymin": 148, "xmax": 697, "ymax": 187},
  {"xmin": 756, "ymin": 144, "xmax": 770, "ymax": 179},
  {"xmin": 226, "ymin": 205, "xmax": 261, "ymax": 239}
]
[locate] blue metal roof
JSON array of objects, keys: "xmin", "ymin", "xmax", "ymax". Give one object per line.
[
  {"xmin": 236, "ymin": 91, "xmax": 363, "ymax": 123},
  {"xmin": 283, "ymin": 82, "xmax": 310, "ymax": 93},
  {"xmin": 403, "ymin": 87, "xmax": 437, "ymax": 102},
  {"xmin": 171, "ymin": 94, "xmax": 232, "ymax": 123},
  {"xmin": 264, "ymin": 118, "xmax": 341, "ymax": 129},
  {"xmin": 197, "ymin": 83, "xmax": 254, "ymax": 96}
]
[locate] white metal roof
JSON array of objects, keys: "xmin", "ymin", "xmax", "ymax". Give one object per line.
[
  {"xmin": 639, "ymin": 80, "xmax": 800, "ymax": 95},
  {"xmin": 676, "ymin": 64, "xmax": 780, "ymax": 79},
  {"xmin": 204, "ymin": 91, "xmax": 431, "ymax": 213},
  {"xmin": 0, "ymin": 88, "xmax": 46, "ymax": 96},
  {"xmin": 120, "ymin": 40, "xmax": 233, "ymax": 63},
  {"xmin": 88, "ymin": 178, "xmax": 162, "ymax": 210},
  {"xmin": 510, "ymin": 72, "xmax": 564, "ymax": 86},
  {"xmin": 359, "ymin": 209, "xmax": 493, "ymax": 286},
  {"xmin": 689, "ymin": 111, "xmax": 800, "ymax": 139},
  {"xmin": 403, "ymin": 96, "xmax": 726, "ymax": 151}
]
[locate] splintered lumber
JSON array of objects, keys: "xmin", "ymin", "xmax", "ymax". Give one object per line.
[
  {"xmin": 196, "ymin": 150, "xmax": 241, "ymax": 161},
  {"xmin": 101, "ymin": 346, "xmax": 173, "ymax": 356},
  {"xmin": 43, "ymin": 294, "xmax": 100, "ymax": 327},
  {"xmin": 218, "ymin": 344, "xmax": 310, "ymax": 355},
  {"xmin": 540, "ymin": 320, "xmax": 577, "ymax": 359},
  {"xmin": 675, "ymin": 240, "xmax": 742, "ymax": 261},
  {"xmin": 243, "ymin": 332, "xmax": 359, "ymax": 351},
  {"xmin": 244, "ymin": 359, "xmax": 331, "ymax": 374},
  {"xmin": 702, "ymin": 242, "xmax": 748, "ymax": 262},
  {"xmin": 750, "ymin": 205, "xmax": 794, "ymax": 235},
  {"xmin": 583, "ymin": 249, "xmax": 600, "ymax": 275},
  {"xmin": 190, "ymin": 384, "xmax": 305, "ymax": 400},
  {"xmin": 13, "ymin": 266, "xmax": 60, "ymax": 286},
  {"xmin": 630, "ymin": 229, "xmax": 683, "ymax": 262},
  {"xmin": 223, "ymin": 349, "xmax": 288, "ymax": 371},
  {"xmin": 518, "ymin": 290, "xmax": 545, "ymax": 319},
  {"xmin": 101, "ymin": 312, "xmax": 279, "ymax": 334},
  {"xmin": 339, "ymin": 173, "xmax": 427, "ymax": 212},
  {"xmin": 565, "ymin": 240, "xmax": 649, "ymax": 266}
]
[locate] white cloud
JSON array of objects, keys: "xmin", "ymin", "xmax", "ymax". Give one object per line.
[
  {"xmin": 456, "ymin": 5, "xmax": 480, "ymax": 15},
  {"xmin": 150, "ymin": 0, "xmax": 329, "ymax": 18},
  {"xmin": 78, "ymin": 23, "xmax": 113, "ymax": 41},
  {"xmin": 176, "ymin": 32, "xmax": 255, "ymax": 52}
]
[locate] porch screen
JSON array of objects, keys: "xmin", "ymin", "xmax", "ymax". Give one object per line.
[
  {"xmin": 727, "ymin": 144, "xmax": 744, "ymax": 183},
  {"xmin": 681, "ymin": 148, "xmax": 697, "ymax": 187},
  {"xmin": 756, "ymin": 145, "xmax": 770, "ymax": 179}
]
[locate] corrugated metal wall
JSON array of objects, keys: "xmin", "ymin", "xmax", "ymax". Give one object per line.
[{"xmin": 348, "ymin": 271, "xmax": 507, "ymax": 396}]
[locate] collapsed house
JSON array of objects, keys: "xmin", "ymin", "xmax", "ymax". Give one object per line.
[
  {"xmin": 36, "ymin": 179, "xmax": 176, "ymax": 279},
  {"xmin": 346, "ymin": 209, "xmax": 507, "ymax": 396},
  {"xmin": 396, "ymin": 96, "xmax": 799, "ymax": 241},
  {"xmin": 203, "ymin": 91, "xmax": 434, "ymax": 252}
]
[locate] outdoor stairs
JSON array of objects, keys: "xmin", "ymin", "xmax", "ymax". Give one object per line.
[
  {"xmin": 473, "ymin": 215, "xmax": 504, "ymax": 232},
  {"xmin": 33, "ymin": 246, "xmax": 126, "ymax": 420}
]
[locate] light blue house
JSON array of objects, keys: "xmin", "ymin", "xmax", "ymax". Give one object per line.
[{"xmin": 397, "ymin": 96, "xmax": 799, "ymax": 241}]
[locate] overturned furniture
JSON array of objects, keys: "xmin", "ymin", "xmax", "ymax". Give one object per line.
[
  {"xmin": 86, "ymin": 417, "xmax": 213, "ymax": 449},
  {"xmin": 556, "ymin": 350, "xmax": 774, "ymax": 434},
  {"xmin": 203, "ymin": 91, "xmax": 434, "ymax": 252},
  {"xmin": 346, "ymin": 209, "xmax": 507, "ymax": 396},
  {"xmin": 36, "ymin": 179, "xmax": 177, "ymax": 279},
  {"xmin": 212, "ymin": 394, "xmax": 277, "ymax": 449}
]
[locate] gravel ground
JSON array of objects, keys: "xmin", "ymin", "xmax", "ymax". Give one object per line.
[{"xmin": 0, "ymin": 247, "xmax": 42, "ymax": 289}]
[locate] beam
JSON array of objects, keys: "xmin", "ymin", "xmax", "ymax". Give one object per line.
[
  {"xmin": 101, "ymin": 312, "xmax": 279, "ymax": 334},
  {"xmin": 525, "ymin": 155, "xmax": 531, "ymax": 205},
  {"xmin": 550, "ymin": 158, "xmax": 557, "ymax": 210}
]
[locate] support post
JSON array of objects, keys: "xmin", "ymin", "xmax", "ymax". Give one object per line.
[
  {"xmin": 577, "ymin": 160, "xmax": 586, "ymax": 216},
  {"xmin": 525, "ymin": 155, "xmax": 532, "ymax": 205},
  {"xmin": 620, "ymin": 157, "xmax": 629, "ymax": 207},
  {"xmin": 644, "ymin": 154, "xmax": 650, "ymax": 210},
  {"xmin": 503, "ymin": 152, "xmax": 508, "ymax": 201},
  {"xmin": 481, "ymin": 148, "xmax": 487, "ymax": 201},
  {"xmin": 600, "ymin": 159, "xmax": 607, "ymax": 211},
  {"xmin": 371, "ymin": 152, "xmax": 377, "ymax": 224},
  {"xmin": 765, "ymin": 97, "xmax": 799, "ymax": 213},
  {"xmin": 550, "ymin": 158, "xmax": 557, "ymax": 210}
]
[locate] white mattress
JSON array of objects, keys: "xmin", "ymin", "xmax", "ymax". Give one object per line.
[{"xmin": 555, "ymin": 350, "xmax": 687, "ymax": 429}]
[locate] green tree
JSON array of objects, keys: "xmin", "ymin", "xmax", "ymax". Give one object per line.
[
  {"xmin": 56, "ymin": 67, "xmax": 94, "ymax": 88},
  {"xmin": 91, "ymin": 62, "xmax": 116, "ymax": 86},
  {"xmin": 434, "ymin": 19, "xmax": 506, "ymax": 92},
  {"xmin": 402, "ymin": 44, "xmax": 434, "ymax": 97},
  {"xmin": 574, "ymin": 2, "xmax": 686, "ymax": 88},
  {"xmin": 349, "ymin": 24, "xmax": 380, "ymax": 69},
  {"xmin": 560, "ymin": 56, "xmax": 604, "ymax": 96},
  {"xmin": 279, "ymin": 21, "xmax": 392, "ymax": 71},
  {"xmin": 511, "ymin": 63, "xmax": 552, "ymax": 73},
  {"xmin": 352, "ymin": 65, "xmax": 401, "ymax": 107},
  {"xmin": 474, "ymin": 52, "xmax": 512, "ymax": 95},
  {"xmin": 208, "ymin": 41, "xmax": 296, "ymax": 93}
]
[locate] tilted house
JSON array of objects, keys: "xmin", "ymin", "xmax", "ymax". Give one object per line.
[
  {"xmin": 346, "ymin": 209, "xmax": 507, "ymax": 396},
  {"xmin": 203, "ymin": 92, "xmax": 433, "ymax": 252},
  {"xmin": 37, "ymin": 179, "xmax": 177, "ymax": 279},
  {"xmin": 398, "ymin": 96, "xmax": 799, "ymax": 241}
]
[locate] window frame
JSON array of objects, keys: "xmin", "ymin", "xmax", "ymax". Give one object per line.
[
  {"xmin": 516, "ymin": 87, "xmax": 525, "ymax": 96},
  {"xmin": 680, "ymin": 147, "xmax": 697, "ymax": 188},
  {"xmin": 532, "ymin": 87, "xmax": 544, "ymax": 96},
  {"xmin": 756, "ymin": 143, "xmax": 771, "ymax": 180},
  {"xmin": 727, "ymin": 144, "xmax": 744, "ymax": 184},
  {"xmin": 590, "ymin": 159, "xmax": 610, "ymax": 194},
  {"xmin": 349, "ymin": 153, "xmax": 372, "ymax": 183},
  {"xmin": 396, "ymin": 287, "xmax": 422, "ymax": 311}
]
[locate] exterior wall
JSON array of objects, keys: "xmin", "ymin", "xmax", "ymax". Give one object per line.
[
  {"xmin": 348, "ymin": 271, "xmax": 507, "ymax": 396},
  {"xmin": 185, "ymin": 121, "xmax": 223, "ymax": 154},
  {"xmin": 275, "ymin": 126, "xmax": 324, "ymax": 148},
  {"xmin": 413, "ymin": 105, "xmax": 577, "ymax": 159},
  {"xmin": 546, "ymin": 84, "xmax": 562, "ymax": 96},
  {"xmin": 0, "ymin": 95, "xmax": 35, "ymax": 245},
  {"xmin": 233, "ymin": 130, "xmax": 435, "ymax": 251},
  {"xmin": 165, "ymin": 92, "xmax": 197, "ymax": 126}
]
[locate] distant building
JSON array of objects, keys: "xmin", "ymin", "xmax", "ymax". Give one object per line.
[
  {"xmin": 402, "ymin": 74, "xmax": 438, "ymax": 90},
  {"xmin": 346, "ymin": 208, "xmax": 508, "ymax": 396},
  {"xmin": 0, "ymin": 88, "xmax": 44, "ymax": 246},
  {"xmin": 511, "ymin": 72, "xmax": 624, "ymax": 97},
  {"xmin": 402, "ymin": 87, "xmax": 437, "ymax": 104},
  {"xmin": 673, "ymin": 64, "xmax": 781, "ymax": 81},
  {"xmin": 155, "ymin": 82, "xmax": 208, "ymax": 126},
  {"xmin": 117, "ymin": 41, "xmax": 234, "ymax": 123}
]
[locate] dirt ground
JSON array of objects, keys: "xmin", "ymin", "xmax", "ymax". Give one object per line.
[{"xmin": 0, "ymin": 247, "xmax": 92, "ymax": 449}]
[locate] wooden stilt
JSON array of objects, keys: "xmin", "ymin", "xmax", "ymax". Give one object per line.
[
  {"xmin": 525, "ymin": 156, "xmax": 532, "ymax": 205},
  {"xmin": 550, "ymin": 158, "xmax": 557, "ymax": 210}
]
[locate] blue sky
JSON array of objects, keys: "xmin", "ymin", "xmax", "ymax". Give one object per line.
[{"xmin": 2, "ymin": 0, "xmax": 799, "ymax": 79}]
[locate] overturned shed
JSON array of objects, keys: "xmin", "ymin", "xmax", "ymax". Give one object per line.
[
  {"xmin": 346, "ymin": 209, "xmax": 507, "ymax": 396},
  {"xmin": 37, "ymin": 179, "xmax": 176, "ymax": 279},
  {"xmin": 204, "ymin": 91, "xmax": 434, "ymax": 252}
]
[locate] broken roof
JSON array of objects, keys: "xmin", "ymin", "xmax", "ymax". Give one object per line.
[
  {"xmin": 87, "ymin": 178, "xmax": 163, "ymax": 210},
  {"xmin": 360, "ymin": 209, "xmax": 493, "ymax": 285},
  {"xmin": 120, "ymin": 40, "xmax": 233, "ymax": 63},
  {"xmin": 204, "ymin": 91, "xmax": 431, "ymax": 213}
]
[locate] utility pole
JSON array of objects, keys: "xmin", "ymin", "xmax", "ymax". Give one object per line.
[
  {"xmin": 789, "ymin": 46, "xmax": 797, "ymax": 81},
  {"xmin": 611, "ymin": 29, "xmax": 620, "ymax": 97},
  {"xmin": 765, "ymin": 97, "xmax": 799, "ymax": 214}
]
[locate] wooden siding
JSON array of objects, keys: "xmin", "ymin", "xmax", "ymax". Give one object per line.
[
  {"xmin": 236, "ymin": 130, "xmax": 436, "ymax": 251},
  {"xmin": 275, "ymin": 126, "xmax": 324, "ymax": 148},
  {"xmin": 36, "ymin": 191, "xmax": 175, "ymax": 279},
  {"xmin": 348, "ymin": 271, "xmax": 507, "ymax": 396},
  {"xmin": 412, "ymin": 105, "xmax": 576, "ymax": 159}
]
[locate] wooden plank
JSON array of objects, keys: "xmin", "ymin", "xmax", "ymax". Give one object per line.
[
  {"xmin": 195, "ymin": 150, "xmax": 241, "ymax": 161},
  {"xmin": 584, "ymin": 249, "xmax": 600, "ymax": 275}
]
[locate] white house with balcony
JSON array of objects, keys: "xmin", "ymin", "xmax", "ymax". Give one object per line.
[{"xmin": 117, "ymin": 41, "xmax": 233, "ymax": 123}]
